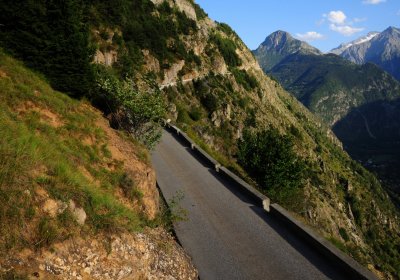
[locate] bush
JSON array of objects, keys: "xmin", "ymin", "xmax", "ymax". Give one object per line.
[
  {"xmin": 238, "ymin": 127, "xmax": 307, "ymax": 208},
  {"xmin": 231, "ymin": 68, "xmax": 259, "ymax": 90},
  {"xmin": 210, "ymin": 34, "xmax": 241, "ymax": 68},
  {"xmin": 217, "ymin": 22, "xmax": 237, "ymax": 37},
  {"xmin": 189, "ymin": 107, "xmax": 203, "ymax": 121},
  {"xmin": 339, "ymin": 227, "xmax": 350, "ymax": 241},
  {"xmin": 193, "ymin": 2, "xmax": 208, "ymax": 20},
  {"xmin": 95, "ymin": 72, "xmax": 165, "ymax": 149}
]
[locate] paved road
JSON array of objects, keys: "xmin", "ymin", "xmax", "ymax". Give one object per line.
[{"xmin": 152, "ymin": 130, "xmax": 349, "ymax": 280}]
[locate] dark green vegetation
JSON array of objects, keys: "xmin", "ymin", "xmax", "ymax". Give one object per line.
[
  {"xmin": 210, "ymin": 33, "xmax": 241, "ymax": 68},
  {"xmin": 238, "ymin": 128, "xmax": 306, "ymax": 209},
  {"xmin": 0, "ymin": 0, "xmax": 94, "ymax": 97},
  {"xmin": 89, "ymin": 0, "xmax": 198, "ymax": 76}
]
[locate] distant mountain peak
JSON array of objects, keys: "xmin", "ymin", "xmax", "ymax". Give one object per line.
[
  {"xmin": 259, "ymin": 30, "xmax": 320, "ymax": 53},
  {"xmin": 331, "ymin": 26, "xmax": 400, "ymax": 80},
  {"xmin": 330, "ymin": 32, "xmax": 380, "ymax": 55},
  {"xmin": 253, "ymin": 30, "xmax": 321, "ymax": 71}
]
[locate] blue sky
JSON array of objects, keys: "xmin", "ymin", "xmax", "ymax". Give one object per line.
[{"xmin": 196, "ymin": 0, "xmax": 400, "ymax": 52}]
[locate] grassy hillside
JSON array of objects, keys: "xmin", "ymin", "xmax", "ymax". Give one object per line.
[
  {"xmin": 0, "ymin": 49, "xmax": 147, "ymax": 248},
  {"xmin": 0, "ymin": 51, "xmax": 198, "ymax": 279}
]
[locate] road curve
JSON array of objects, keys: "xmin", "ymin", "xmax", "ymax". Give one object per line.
[{"xmin": 152, "ymin": 130, "xmax": 349, "ymax": 280}]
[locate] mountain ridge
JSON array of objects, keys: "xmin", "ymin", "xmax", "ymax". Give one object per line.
[
  {"xmin": 330, "ymin": 32, "xmax": 380, "ymax": 55},
  {"xmin": 334, "ymin": 26, "xmax": 400, "ymax": 80},
  {"xmin": 253, "ymin": 30, "xmax": 322, "ymax": 72}
]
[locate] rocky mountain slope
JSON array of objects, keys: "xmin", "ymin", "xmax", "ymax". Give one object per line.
[
  {"xmin": 1, "ymin": 0, "xmax": 400, "ymax": 278},
  {"xmin": 253, "ymin": 30, "xmax": 322, "ymax": 71},
  {"xmin": 333, "ymin": 26, "xmax": 400, "ymax": 80},
  {"xmin": 330, "ymin": 32, "xmax": 380, "ymax": 56}
]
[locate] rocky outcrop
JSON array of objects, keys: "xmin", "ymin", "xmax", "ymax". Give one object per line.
[
  {"xmin": 94, "ymin": 50, "xmax": 118, "ymax": 66},
  {"xmin": 1, "ymin": 229, "xmax": 197, "ymax": 279}
]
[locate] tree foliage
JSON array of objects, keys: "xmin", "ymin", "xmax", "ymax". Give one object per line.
[
  {"xmin": 89, "ymin": 0, "xmax": 197, "ymax": 70},
  {"xmin": 95, "ymin": 69, "xmax": 166, "ymax": 149},
  {"xmin": 210, "ymin": 34, "xmax": 241, "ymax": 68},
  {"xmin": 0, "ymin": 0, "xmax": 94, "ymax": 96},
  {"xmin": 238, "ymin": 127, "xmax": 306, "ymax": 208}
]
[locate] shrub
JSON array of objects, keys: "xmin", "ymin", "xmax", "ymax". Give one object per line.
[
  {"xmin": 238, "ymin": 127, "xmax": 307, "ymax": 208},
  {"xmin": 339, "ymin": 227, "xmax": 350, "ymax": 241},
  {"xmin": 201, "ymin": 93, "xmax": 220, "ymax": 113},
  {"xmin": 217, "ymin": 22, "xmax": 237, "ymax": 37},
  {"xmin": 193, "ymin": 2, "xmax": 208, "ymax": 20},
  {"xmin": 189, "ymin": 107, "xmax": 203, "ymax": 121},
  {"xmin": 95, "ymin": 72, "xmax": 165, "ymax": 149},
  {"xmin": 231, "ymin": 68, "xmax": 259, "ymax": 90},
  {"xmin": 210, "ymin": 34, "xmax": 241, "ymax": 68}
]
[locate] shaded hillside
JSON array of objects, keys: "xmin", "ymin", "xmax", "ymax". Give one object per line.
[
  {"xmin": 1, "ymin": 0, "xmax": 400, "ymax": 277},
  {"xmin": 333, "ymin": 98, "xmax": 400, "ymax": 199}
]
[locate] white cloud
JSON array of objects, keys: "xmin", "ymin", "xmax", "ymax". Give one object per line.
[
  {"xmin": 295, "ymin": 31, "xmax": 324, "ymax": 41},
  {"xmin": 353, "ymin": 17, "xmax": 367, "ymax": 23},
  {"xmin": 362, "ymin": 0, "xmax": 386, "ymax": 4},
  {"xmin": 329, "ymin": 24, "xmax": 364, "ymax": 36},
  {"xmin": 326, "ymin": 11, "xmax": 347, "ymax": 25}
]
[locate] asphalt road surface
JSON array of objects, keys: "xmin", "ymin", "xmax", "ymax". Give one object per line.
[{"xmin": 152, "ymin": 130, "xmax": 351, "ymax": 280}]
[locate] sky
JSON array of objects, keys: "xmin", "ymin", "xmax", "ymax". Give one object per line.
[{"xmin": 195, "ymin": 0, "xmax": 400, "ymax": 52}]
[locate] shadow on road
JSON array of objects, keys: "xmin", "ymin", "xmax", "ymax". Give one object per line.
[
  {"xmin": 250, "ymin": 206, "xmax": 348, "ymax": 279},
  {"xmin": 167, "ymin": 129, "xmax": 349, "ymax": 279}
]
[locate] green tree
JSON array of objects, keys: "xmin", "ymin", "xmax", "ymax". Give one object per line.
[
  {"xmin": 238, "ymin": 127, "xmax": 306, "ymax": 208},
  {"xmin": 95, "ymin": 72, "xmax": 166, "ymax": 149},
  {"xmin": 0, "ymin": 0, "xmax": 94, "ymax": 96}
]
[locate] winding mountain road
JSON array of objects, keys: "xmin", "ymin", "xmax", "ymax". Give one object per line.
[{"xmin": 151, "ymin": 130, "xmax": 352, "ymax": 280}]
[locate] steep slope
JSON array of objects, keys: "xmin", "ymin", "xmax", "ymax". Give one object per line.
[
  {"xmin": 335, "ymin": 27, "xmax": 400, "ymax": 80},
  {"xmin": 1, "ymin": 0, "xmax": 400, "ymax": 278},
  {"xmin": 0, "ymin": 51, "xmax": 197, "ymax": 279},
  {"xmin": 253, "ymin": 30, "xmax": 322, "ymax": 71}
]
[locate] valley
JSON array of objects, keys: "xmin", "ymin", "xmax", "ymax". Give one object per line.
[{"xmin": 254, "ymin": 29, "xmax": 400, "ymax": 202}]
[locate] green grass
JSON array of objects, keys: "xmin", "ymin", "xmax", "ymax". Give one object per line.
[{"xmin": 0, "ymin": 50, "xmax": 150, "ymax": 254}]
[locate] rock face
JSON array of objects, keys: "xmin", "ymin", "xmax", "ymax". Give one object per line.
[
  {"xmin": 94, "ymin": 49, "xmax": 118, "ymax": 66},
  {"xmin": 1, "ymin": 229, "xmax": 197, "ymax": 280},
  {"xmin": 333, "ymin": 26, "xmax": 400, "ymax": 80},
  {"xmin": 330, "ymin": 32, "xmax": 380, "ymax": 56}
]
